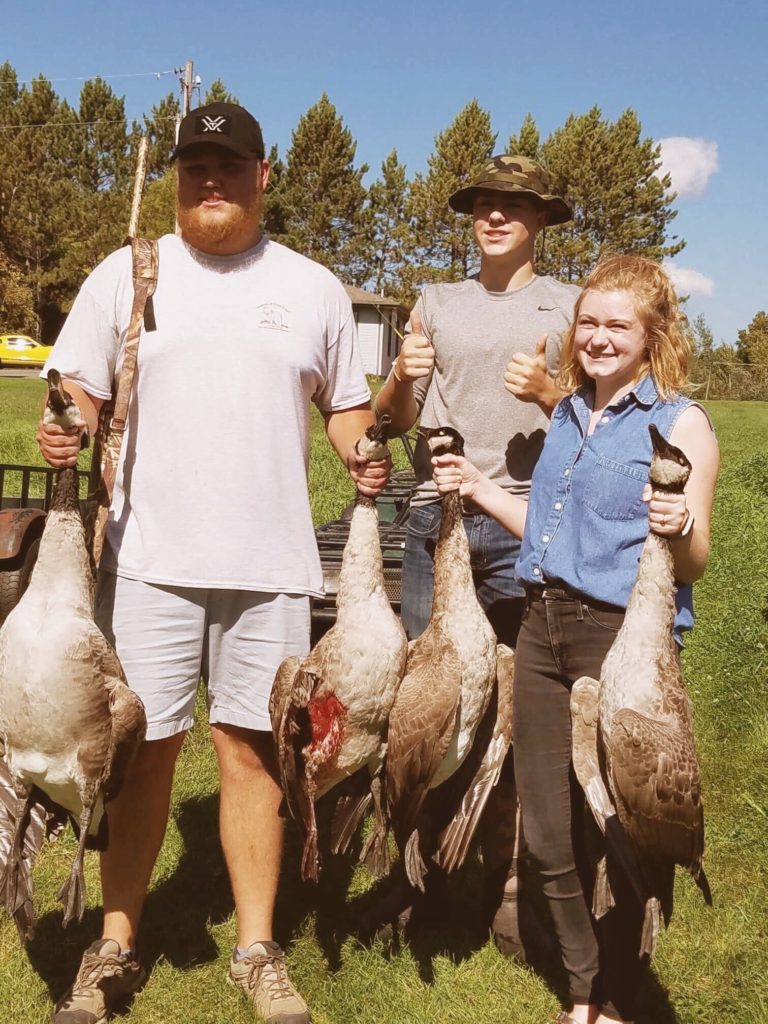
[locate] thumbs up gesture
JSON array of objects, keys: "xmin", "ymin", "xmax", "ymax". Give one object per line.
[
  {"xmin": 393, "ymin": 310, "xmax": 435, "ymax": 383},
  {"xmin": 504, "ymin": 334, "xmax": 551, "ymax": 403}
]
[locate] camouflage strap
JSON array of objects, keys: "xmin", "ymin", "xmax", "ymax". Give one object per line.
[{"xmin": 86, "ymin": 237, "xmax": 159, "ymax": 567}]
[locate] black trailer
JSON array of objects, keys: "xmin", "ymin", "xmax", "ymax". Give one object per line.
[{"xmin": 0, "ymin": 440, "xmax": 416, "ymax": 633}]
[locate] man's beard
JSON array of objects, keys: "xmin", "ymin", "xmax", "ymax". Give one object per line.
[{"xmin": 177, "ymin": 190, "xmax": 263, "ymax": 251}]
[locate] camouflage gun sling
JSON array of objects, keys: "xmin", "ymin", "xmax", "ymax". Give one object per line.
[{"xmin": 85, "ymin": 236, "xmax": 159, "ymax": 567}]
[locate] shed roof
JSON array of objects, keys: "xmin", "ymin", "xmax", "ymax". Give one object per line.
[{"xmin": 344, "ymin": 285, "xmax": 402, "ymax": 308}]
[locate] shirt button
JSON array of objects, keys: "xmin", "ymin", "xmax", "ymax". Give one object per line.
[
  {"xmin": 533, "ymin": 567, "xmax": 541, "ymax": 576},
  {"xmin": 601, "ymin": 415, "xmax": 609, "ymax": 423},
  {"xmin": 554, "ymin": 501, "xmax": 562, "ymax": 511},
  {"xmin": 542, "ymin": 534, "xmax": 550, "ymax": 543},
  {"xmin": 564, "ymin": 468, "xmax": 570, "ymax": 476}
]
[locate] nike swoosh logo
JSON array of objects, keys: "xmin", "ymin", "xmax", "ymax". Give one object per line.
[{"xmin": 538, "ymin": 304, "xmax": 557, "ymax": 311}]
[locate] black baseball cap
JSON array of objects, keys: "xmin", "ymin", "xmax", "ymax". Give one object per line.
[{"xmin": 171, "ymin": 102, "xmax": 265, "ymax": 161}]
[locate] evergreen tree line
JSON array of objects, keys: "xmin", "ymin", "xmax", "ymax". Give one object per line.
[{"xmin": 0, "ymin": 61, "xmax": 762, "ymax": 373}]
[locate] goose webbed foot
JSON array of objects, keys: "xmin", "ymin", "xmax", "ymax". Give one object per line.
[
  {"xmin": 360, "ymin": 774, "xmax": 390, "ymax": 879},
  {"xmin": 57, "ymin": 804, "xmax": 92, "ymax": 925},
  {"xmin": 404, "ymin": 829, "xmax": 428, "ymax": 892},
  {"xmin": 301, "ymin": 826, "xmax": 320, "ymax": 883},
  {"xmin": 640, "ymin": 896, "xmax": 660, "ymax": 958},
  {"xmin": 592, "ymin": 855, "xmax": 616, "ymax": 919},
  {"xmin": 57, "ymin": 853, "xmax": 87, "ymax": 926}
]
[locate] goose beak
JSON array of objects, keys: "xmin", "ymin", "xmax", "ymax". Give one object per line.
[
  {"xmin": 649, "ymin": 423, "xmax": 668, "ymax": 454},
  {"xmin": 366, "ymin": 414, "xmax": 391, "ymax": 445},
  {"xmin": 46, "ymin": 369, "xmax": 69, "ymax": 418}
]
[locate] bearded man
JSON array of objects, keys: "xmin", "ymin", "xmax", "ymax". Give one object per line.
[{"xmin": 38, "ymin": 102, "xmax": 389, "ymax": 1024}]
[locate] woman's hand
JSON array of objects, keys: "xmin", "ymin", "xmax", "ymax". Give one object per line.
[
  {"xmin": 643, "ymin": 484, "xmax": 690, "ymax": 536},
  {"xmin": 432, "ymin": 453, "xmax": 485, "ymax": 499}
]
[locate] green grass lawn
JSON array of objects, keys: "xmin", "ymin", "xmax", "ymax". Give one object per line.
[{"xmin": 1, "ymin": 381, "xmax": 766, "ymax": 1024}]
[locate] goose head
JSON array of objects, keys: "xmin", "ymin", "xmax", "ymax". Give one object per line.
[
  {"xmin": 648, "ymin": 424, "xmax": 691, "ymax": 493},
  {"xmin": 423, "ymin": 426, "xmax": 465, "ymax": 458},
  {"xmin": 355, "ymin": 414, "xmax": 391, "ymax": 463},
  {"xmin": 45, "ymin": 369, "xmax": 89, "ymax": 450}
]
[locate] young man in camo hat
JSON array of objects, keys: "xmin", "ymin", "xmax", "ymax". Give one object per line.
[{"xmin": 375, "ymin": 153, "xmax": 579, "ymax": 953}]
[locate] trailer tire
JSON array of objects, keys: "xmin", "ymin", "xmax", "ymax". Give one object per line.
[{"xmin": 0, "ymin": 538, "xmax": 40, "ymax": 625}]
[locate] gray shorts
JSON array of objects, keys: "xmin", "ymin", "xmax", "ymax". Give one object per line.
[{"xmin": 95, "ymin": 572, "xmax": 310, "ymax": 740}]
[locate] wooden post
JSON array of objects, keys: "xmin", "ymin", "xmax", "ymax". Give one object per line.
[{"xmin": 127, "ymin": 135, "xmax": 149, "ymax": 239}]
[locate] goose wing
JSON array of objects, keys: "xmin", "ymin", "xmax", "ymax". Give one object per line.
[
  {"xmin": 80, "ymin": 630, "xmax": 146, "ymax": 803},
  {"xmin": 610, "ymin": 708, "xmax": 707, "ymax": 874},
  {"xmin": 570, "ymin": 676, "xmax": 648, "ymax": 916},
  {"xmin": 0, "ymin": 751, "xmax": 65, "ymax": 942},
  {"xmin": 435, "ymin": 643, "xmax": 515, "ymax": 874},
  {"xmin": 269, "ymin": 655, "xmax": 318, "ymax": 830},
  {"xmin": 386, "ymin": 624, "xmax": 462, "ymax": 845}
]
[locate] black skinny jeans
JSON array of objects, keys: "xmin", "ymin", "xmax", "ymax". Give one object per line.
[{"xmin": 513, "ymin": 590, "xmax": 647, "ymax": 1021}]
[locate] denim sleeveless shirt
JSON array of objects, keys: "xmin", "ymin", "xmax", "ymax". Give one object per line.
[{"xmin": 516, "ymin": 374, "xmax": 697, "ymax": 635}]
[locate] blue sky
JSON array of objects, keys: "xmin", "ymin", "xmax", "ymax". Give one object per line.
[{"xmin": 4, "ymin": 0, "xmax": 766, "ymax": 346}]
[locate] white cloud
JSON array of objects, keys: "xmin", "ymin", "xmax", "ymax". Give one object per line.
[
  {"xmin": 663, "ymin": 262, "xmax": 715, "ymax": 297},
  {"xmin": 657, "ymin": 137, "xmax": 719, "ymax": 198}
]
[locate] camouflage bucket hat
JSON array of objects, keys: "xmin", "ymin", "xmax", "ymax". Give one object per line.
[{"xmin": 448, "ymin": 154, "xmax": 572, "ymax": 226}]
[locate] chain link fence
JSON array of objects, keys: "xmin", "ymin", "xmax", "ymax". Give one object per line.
[{"xmin": 691, "ymin": 363, "xmax": 768, "ymax": 401}]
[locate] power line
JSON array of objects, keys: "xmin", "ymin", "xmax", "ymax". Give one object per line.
[
  {"xmin": 0, "ymin": 68, "xmax": 185, "ymax": 89},
  {"xmin": 0, "ymin": 117, "xmax": 178, "ymax": 131}
]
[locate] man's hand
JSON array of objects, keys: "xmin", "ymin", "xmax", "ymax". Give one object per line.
[
  {"xmin": 346, "ymin": 447, "xmax": 392, "ymax": 498},
  {"xmin": 36, "ymin": 419, "xmax": 86, "ymax": 469},
  {"xmin": 504, "ymin": 334, "xmax": 551, "ymax": 402},
  {"xmin": 392, "ymin": 311, "xmax": 435, "ymax": 383}
]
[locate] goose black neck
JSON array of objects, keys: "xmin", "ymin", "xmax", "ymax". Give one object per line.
[
  {"xmin": 354, "ymin": 493, "xmax": 377, "ymax": 510},
  {"xmin": 50, "ymin": 466, "xmax": 81, "ymax": 514}
]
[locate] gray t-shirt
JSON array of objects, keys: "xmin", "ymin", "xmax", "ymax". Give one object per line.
[{"xmin": 408, "ymin": 275, "xmax": 580, "ymax": 505}]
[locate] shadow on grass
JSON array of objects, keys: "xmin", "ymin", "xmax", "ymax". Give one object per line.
[
  {"xmin": 275, "ymin": 790, "xmax": 367, "ymax": 972},
  {"xmin": 24, "ymin": 794, "xmax": 234, "ymax": 999}
]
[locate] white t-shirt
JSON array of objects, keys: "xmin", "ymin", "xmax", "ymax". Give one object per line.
[{"xmin": 45, "ymin": 234, "xmax": 370, "ymax": 595}]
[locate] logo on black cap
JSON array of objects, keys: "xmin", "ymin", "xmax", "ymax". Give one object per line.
[{"xmin": 198, "ymin": 115, "xmax": 230, "ymax": 135}]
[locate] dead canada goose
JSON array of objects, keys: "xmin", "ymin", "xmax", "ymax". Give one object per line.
[
  {"xmin": 0, "ymin": 370, "xmax": 147, "ymax": 936},
  {"xmin": 270, "ymin": 415, "xmax": 408, "ymax": 882},
  {"xmin": 385, "ymin": 426, "xmax": 515, "ymax": 891},
  {"xmin": 570, "ymin": 423, "xmax": 712, "ymax": 957}
]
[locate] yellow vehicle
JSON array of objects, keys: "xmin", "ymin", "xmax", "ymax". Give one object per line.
[{"xmin": 0, "ymin": 334, "xmax": 54, "ymax": 368}]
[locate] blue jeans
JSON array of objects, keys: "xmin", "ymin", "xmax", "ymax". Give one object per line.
[{"xmin": 401, "ymin": 502, "xmax": 525, "ymax": 646}]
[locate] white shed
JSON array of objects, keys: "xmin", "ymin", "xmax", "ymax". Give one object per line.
[{"xmin": 344, "ymin": 286, "xmax": 408, "ymax": 377}]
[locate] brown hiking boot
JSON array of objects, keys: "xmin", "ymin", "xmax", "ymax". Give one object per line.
[
  {"xmin": 228, "ymin": 941, "xmax": 310, "ymax": 1023},
  {"xmin": 53, "ymin": 938, "xmax": 145, "ymax": 1023},
  {"xmin": 481, "ymin": 775, "xmax": 527, "ymax": 956}
]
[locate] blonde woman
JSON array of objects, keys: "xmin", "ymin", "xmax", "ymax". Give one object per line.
[{"xmin": 433, "ymin": 255, "xmax": 719, "ymax": 1024}]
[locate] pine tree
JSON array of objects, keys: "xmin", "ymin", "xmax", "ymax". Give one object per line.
[
  {"xmin": 59, "ymin": 78, "xmax": 133, "ymax": 288},
  {"xmin": 406, "ymin": 100, "xmax": 496, "ymax": 285},
  {"xmin": 274, "ymin": 94, "xmax": 371, "ymax": 283},
  {"xmin": 0, "ymin": 75, "xmax": 82, "ymax": 338},
  {"xmin": 205, "ymin": 79, "xmax": 239, "ymax": 104},
  {"xmin": 737, "ymin": 311, "xmax": 768, "ymax": 364},
  {"xmin": 538, "ymin": 107, "xmax": 683, "ymax": 282},
  {"xmin": 262, "ymin": 143, "xmax": 287, "ymax": 237},
  {"xmin": 366, "ymin": 149, "xmax": 411, "ymax": 299},
  {"xmin": 507, "ymin": 112, "xmax": 540, "ymax": 159},
  {"xmin": 144, "ymin": 92, "xmax": 180, "ymax": 179}
]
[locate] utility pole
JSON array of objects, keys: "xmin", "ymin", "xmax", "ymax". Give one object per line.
[
  {"xmin": 181, "ymin": 60, "xmax": 194, "ymax": 117},
  {"xmin": 174, "ymin": 60, "xmax": 194, "ymax": 236}
]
